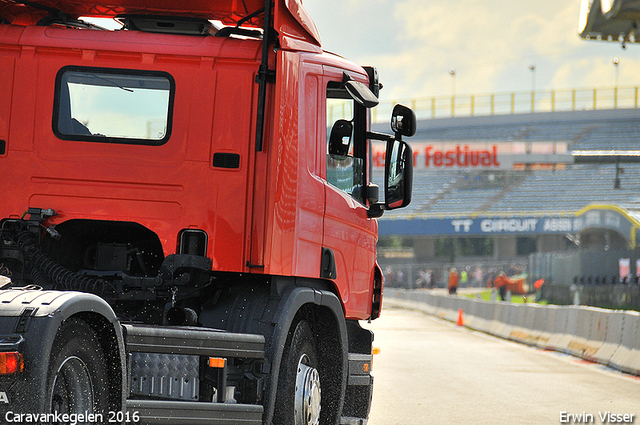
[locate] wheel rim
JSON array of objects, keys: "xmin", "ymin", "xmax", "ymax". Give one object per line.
[
  {"xmin": 294, "ymin": 353, "xmax": 321, "ymax": 425},
  {"xmin": 50, "ymin": 356, "xmax": 95, "ymax": 416}
]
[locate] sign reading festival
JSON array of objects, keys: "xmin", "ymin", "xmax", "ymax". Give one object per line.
[
  {"xmin": 373, "ymin": 142, "xmax": 509, "ymax": 170},
  {"xmin": 372, "ymin": 141, "xmax": 569, "ymax": 170}
]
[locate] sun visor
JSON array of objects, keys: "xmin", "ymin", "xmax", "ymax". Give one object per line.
[{"xmin": 274, "ymin": 0, "xmax": 321, "ymax": 51}]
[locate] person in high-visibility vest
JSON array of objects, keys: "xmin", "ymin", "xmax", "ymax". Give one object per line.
[
  {"xmin": 494, "ymin": 272, "xmax": 509, "ymax": 301},
  {"xmin": 448, "ymin": 268, "xmax": 459, "ymax": 295}
]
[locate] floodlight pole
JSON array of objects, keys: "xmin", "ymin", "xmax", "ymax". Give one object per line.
[
  {"xmin": 613, "ymin": 57, "xmax": 619, "ymax": 108},
  {"xmin": 450, "ymin": 69, "xmax": 456, "ymax": 117},
  {"xmin": 530, "ymin": 64, "xmax": 536, "ymax": 112}
]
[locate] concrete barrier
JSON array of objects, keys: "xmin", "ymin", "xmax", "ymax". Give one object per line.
[
  {"xmin": 591, "ymin": 310, "xmax": 623, "ymax": 365},
  {"xmin": 488, "ymin": 301, "xmax": 504, "ymax": 336},
  {"xmin": 472, "ymin": 299, "xmax": 493, "ymax": 334},
  {"xmin": 545, "ymin": 307, "xmax": 569, "ymax": 352},
  {"xmin": 462, "ymin": 297, "xmax": 477, "ymax": 328},
  {"xmin": 582, "ymin": 308, "xmax": 608, "ymax": 362},
  {"xmin": 383, "ymin": 288, "xmax": 640, "ymax": 377},
  {"xmin": 526, "ymin": 304, "xmax": 547, "ymax": 347},
  {"xmin": 495, "ymin": 303, "xmax": 516, "ymax": 339},
  {"xmin": 508, "ymin": 304, "xmax": 530, "ymax": 344},
  {"xmin": 536, "ymin": 304, "xmax": 557, "ymax": 349},
  {"xmin": 567, "ymin": 308, "xmax": 605, "ymax": 359},
  {"xmin": 610, "ymin": 311, "xmax": 640, "ymax": 375}
]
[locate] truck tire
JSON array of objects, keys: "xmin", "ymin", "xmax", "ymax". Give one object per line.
[
  {"xmin": 46, "ymin": 317, "xmax": 109, "ymax": 422},
  {"xmin": 274, "ymin": 320, "xmax": 323, "ymax": 425}
]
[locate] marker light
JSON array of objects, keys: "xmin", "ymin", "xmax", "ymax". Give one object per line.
[
  {"xmin": 208, "ymin": 357, "xmax": 226, "ymax": 368},
  {"xmin": 0, "ymin": 352, "xmax": 24, "ymax": 374},
  {"xmin": 372, "ymin": 347, "xmax": 380, "ymax": 355}
]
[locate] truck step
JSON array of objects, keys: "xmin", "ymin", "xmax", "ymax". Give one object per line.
[
  {"xmin": 340, "ymin": 417, "xmax": 368, "ymax": 425},
  {"xmin": 126, "ymin": 399, "xmax": 263, "ymax": 425},
  {"xmin": 123, "ymin": 323, "xmax": 265, "ymax": 358}
]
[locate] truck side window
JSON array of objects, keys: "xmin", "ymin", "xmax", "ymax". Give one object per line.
[
  {"xmin": 326, "ymin": 91, "xmax": 365, "ymax": 204},
  {"xmin": 53, "ymin": 66, "xmax": 175, "ymax": 145}
]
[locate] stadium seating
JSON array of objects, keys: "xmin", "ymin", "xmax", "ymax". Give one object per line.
[{"xmin": 377, "ymin": 109, "xmax": 640, "ymax": 218}]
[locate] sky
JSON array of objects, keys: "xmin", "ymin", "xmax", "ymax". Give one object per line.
[{"xmin": 303, "ymin": 0, "xmax": 640, "ymax": 104}]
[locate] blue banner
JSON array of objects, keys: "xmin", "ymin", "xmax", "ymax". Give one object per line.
[
  {"xmin": 379, "ymin": 206, "xmax": 640, "ymax": 247},
  {"xmin": 379, "ymin": 216, "xmax": 575, "ymax": 236}
]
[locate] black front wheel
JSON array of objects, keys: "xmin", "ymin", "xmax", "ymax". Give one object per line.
[
  {"xmin": 46, "ymin": 318, "xmax": 109, "ymax": 423},
  {"xmin": 274, "ymin": 320, "xmax": 323, "ymax": 425}
]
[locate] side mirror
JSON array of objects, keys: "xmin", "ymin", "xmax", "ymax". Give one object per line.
[
  {"xmin": 343, "ymin": 72, "xmax": 379, "ymax": 108},
  {"xmin": 391, "ymin": 104, "xmax": 416, "ymax": 138},
  {"xmin": 385, "ymin": 139, "xmax": 413, "ymax": 209},
  {"xmin": 367, "ymin": 104, "xmax": 416, "ymax": 218},
  {"xmin": 328, "ymin": 119, "xmax": 353, "ymax": 156}
]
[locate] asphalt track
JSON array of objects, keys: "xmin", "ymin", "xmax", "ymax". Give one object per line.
[{"xmin": 364, "ymin": 307, "xmax": 640, "ymax": 425}]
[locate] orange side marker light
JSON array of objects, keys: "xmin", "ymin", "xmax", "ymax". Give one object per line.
[
  {"xmin": 0, "ymin": 352, "xmax": 23, "ymax": 374},
  {"xmin": 208, "ymin": 357, "xmax": 226, "ymax": 368}
]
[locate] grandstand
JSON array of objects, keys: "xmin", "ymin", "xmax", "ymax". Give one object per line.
[
  {"xmin": 372, "ymin": 107, "xmax": 640, "ymax": 288},
  {"xmin": 373, "ymin": 0, "xmax": 640, "ymax": 301},
  {"xmin": 374, "ymin": 108, "xmax": 640, "ymax": 219}
]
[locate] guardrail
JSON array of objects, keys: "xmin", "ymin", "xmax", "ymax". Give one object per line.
[
  {"xmin": 384, "ymin": 288, "xmax": 640, "ymax": 376},
  {"xmin": 372, "ymin": 85, "xmax": 640, "ymax": 123}
]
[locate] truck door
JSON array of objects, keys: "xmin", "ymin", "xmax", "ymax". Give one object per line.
[{"xmin": 322, "ymin": 70, "xmax": 377, "ymax": 319}]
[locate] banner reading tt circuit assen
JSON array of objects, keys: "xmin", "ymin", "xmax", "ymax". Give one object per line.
[{"xmin": 379, "ymin": 207, "xmax": 640, "ymax": 248}]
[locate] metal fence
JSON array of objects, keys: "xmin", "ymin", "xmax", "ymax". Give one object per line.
[
  {"xmin": 378, "ymin": 258, "xmax": 527, "ymax": 290},
  {"xmin": 373, "ymin": 85, "xmax": 640, "ymax": 123},
  {"xmin": 541, "ymin": 283, "xmax": 640, "ymax": 310},
  {"xmin": 528, "ymin": 249, "xmax": 640, "ymax": 287}
]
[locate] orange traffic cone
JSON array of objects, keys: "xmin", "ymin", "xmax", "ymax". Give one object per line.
[{"xmin": 457, "ymin": 308, "xmax": 464, "ymax": 327}]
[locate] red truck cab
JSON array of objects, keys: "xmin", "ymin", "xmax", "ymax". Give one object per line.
[{"xmin": 0, "ymin": 1, "xmax": 414, "ymax": 424}]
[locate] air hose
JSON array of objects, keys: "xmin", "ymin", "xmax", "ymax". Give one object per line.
[{"xmin": 15, "ymin": 230, "xmax": 116, "ymax": 298}]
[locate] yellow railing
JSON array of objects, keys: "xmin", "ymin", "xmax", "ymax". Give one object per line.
[{"xmin": 372, "ymin": 85, "xmax": 640, "ymax": 123}]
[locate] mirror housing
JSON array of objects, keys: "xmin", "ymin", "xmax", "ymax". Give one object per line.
[
  {"xmin": 343, "ymin": 72, "xmax": 379, "ymax": 108},
  {"xmin": 368, "ymin": 138, "xmax": 414, "ymax": 218},
  {"xmin": 385, "ymin": 139, "xmax": 413, "ymax": 209},
  {"xmin": 391, "ymin": 104, "xmax": 417, "ymax": 138},
  {"xmin": 329, "ymin": 119, "xmax": 353, "ymax": 156},
  {"xmin": 366, "ymin": 103, "xmax": 416, "ymax": 218}
]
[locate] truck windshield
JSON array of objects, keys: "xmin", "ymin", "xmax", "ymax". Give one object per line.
[{"xmin": 53, "ymin": 67, "xmax": 174, "ymax": 145}]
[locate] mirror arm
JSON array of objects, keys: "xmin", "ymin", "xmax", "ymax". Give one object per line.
[{"xmin": 366, "ymin": 131, "xmax": 394, "ymax": 142}]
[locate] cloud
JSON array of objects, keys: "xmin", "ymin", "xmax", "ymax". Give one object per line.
[{"xmin": 304, "ymin": 0, "xmax": 640, "ymax": 103}]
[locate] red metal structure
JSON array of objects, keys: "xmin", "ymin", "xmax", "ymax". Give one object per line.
[{"xmin": 0, "ymin": 1, "xmax": 415, "ymax": 424}]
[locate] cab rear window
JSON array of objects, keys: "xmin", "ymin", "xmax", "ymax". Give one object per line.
[{"xmin": 53, "ymin": 66, "xmax": 175, "ymax": 145}]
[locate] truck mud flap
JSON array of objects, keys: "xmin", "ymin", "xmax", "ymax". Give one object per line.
[{"xmin": 126, "ymin": 399, "xmax": 263, "ymax": 425}]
